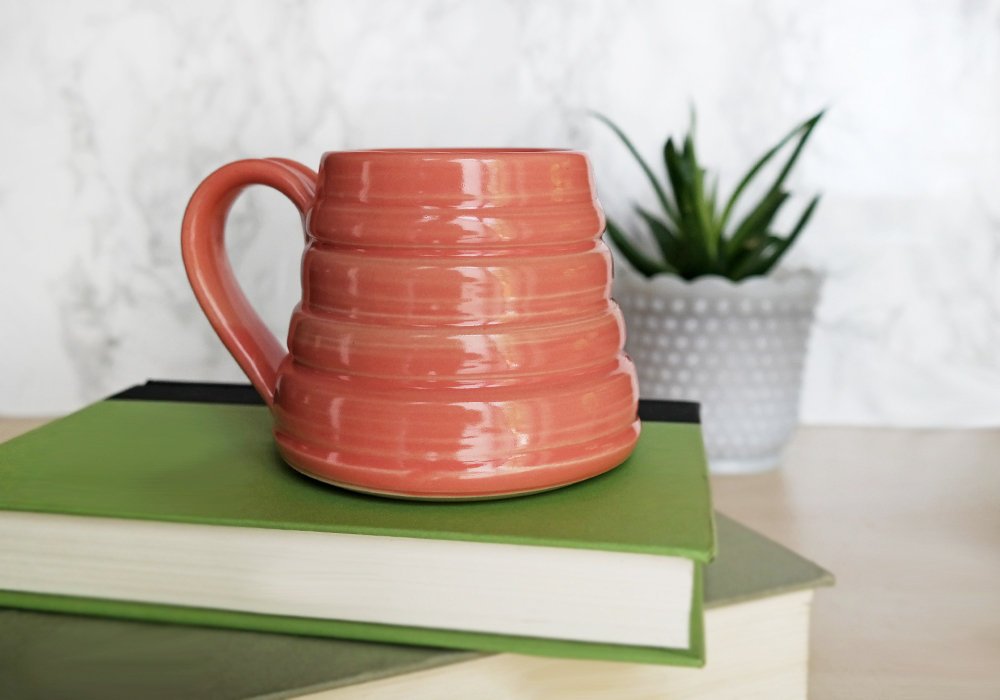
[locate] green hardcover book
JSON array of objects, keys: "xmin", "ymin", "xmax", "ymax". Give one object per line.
[
  {"xmin": 0, "ymin": 515, "xmax": 832, "ymax": 700},
  {"xmin": 0, "ymin": 382, "xmax": 715, "ymax": 667}
]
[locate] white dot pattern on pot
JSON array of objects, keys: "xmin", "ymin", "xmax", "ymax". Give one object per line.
[{"xmin": 614, "ymin": 271, "xmax": 822, "ymax": 473}]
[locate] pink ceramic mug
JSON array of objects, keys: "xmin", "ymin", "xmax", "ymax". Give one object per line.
[{"xmin": 181, "ymin": 149, "xmax": 640, "ymax": 499}]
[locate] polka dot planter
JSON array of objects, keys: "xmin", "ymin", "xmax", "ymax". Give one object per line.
[{"xmin": 614, "ymin": 269, "xmax": 822, "ymax": 474}]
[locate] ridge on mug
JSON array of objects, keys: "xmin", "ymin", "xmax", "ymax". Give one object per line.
[{"xmin": 181, "ymin": 149, "xmax": 640, "ymax": 499}]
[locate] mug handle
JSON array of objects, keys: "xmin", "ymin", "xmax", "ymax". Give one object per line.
[{"xmin": 181, "ymin": 158, "xmax": 317, "ymax": 406}]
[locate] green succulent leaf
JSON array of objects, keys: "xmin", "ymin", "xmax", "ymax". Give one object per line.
[
  {"xmin": 730, "ymin": 195, "xmax": 821, "ymax": 279},
  {"xmin": 707, "ymin": 175, "xmax": 719, "ymax": 227},
  {"xmin": 684, "ymin": 136, "xmax": 717, "ymax": 260},
  {"xmin": 604, "ymin": 218, "xmax": 675, "ymax": 277},
  {"xmin": 592, "ymin": 112, "xmax": 680, "ymax": 225},
  {"xmin": 662, "ymin": 138, "xmax": 690, "ymax": 209},
  {"xmin": 729, "ymin": 235, "xmax": 784, "ymax": 280},
  {"xmin": 634, "ymin": 205, "xmax": 680, "ymax": 262},
  {"xmin": 725, "ymin": 188, "xmax": 790, "ymax": 262},
  {"xmin": 594, "ymin": 108, "xmax": 823, "ymax": 280},
  {"xmin": 666, "ymin": 137, "xmax": 720, "ymax": 274},
  {"xmin": 718, "ymin": 110, "xmax": 824, "ymax": 234},
  {"xmin": 754, "ymin": 195, "xmax": 821, "ymax": 277}
]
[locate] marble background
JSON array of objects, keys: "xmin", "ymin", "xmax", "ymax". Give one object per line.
[{"xmin": 1, "ymin": 0, "xmax": 999, "ymax": 426}]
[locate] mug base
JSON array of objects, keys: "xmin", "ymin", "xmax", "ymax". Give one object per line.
[
  {"xmin": 274, "ymin": 422, "xmax": 640, "ymax": 501},
  {"xmin": 283, "ymin": 462, "xmax": 590, "ymax": 501}
]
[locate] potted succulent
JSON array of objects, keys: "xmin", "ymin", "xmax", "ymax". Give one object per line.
[{"xmin": 595, "ymin": 110, "xmax": 824, "ymax": 474}]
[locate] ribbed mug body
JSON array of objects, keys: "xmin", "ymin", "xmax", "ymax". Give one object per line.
[{"xmin": 271, "ymin": 150, "xmax": 640, "ymax": 498}]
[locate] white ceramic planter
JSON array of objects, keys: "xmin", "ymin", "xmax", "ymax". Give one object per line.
[{"xmin": 614, "ymin": 268, "xmax": 822, "ymax": 474}]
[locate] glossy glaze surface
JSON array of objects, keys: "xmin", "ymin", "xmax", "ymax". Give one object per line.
[{"xmin": 181, "ymin": 149, "xmax": 639, "ymax": 498}]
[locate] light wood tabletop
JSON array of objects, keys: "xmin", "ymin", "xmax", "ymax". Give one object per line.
[
  {"xmin": 2, "ymin": 417, "xmax": 998, "ymax": 699},
  {"xmin": 712, "ymin": 426, "xmax": 1000, "ymax": 700},
  {"xmin": 0, "ymin": 418, "xmax": 47, "ymax": 444}
]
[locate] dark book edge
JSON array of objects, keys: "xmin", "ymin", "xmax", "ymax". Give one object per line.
[
  {"xmin": 110, "ymin": 380, "xmax": 701, "ymax": 424},
  {"xmin": 0, "ymin": 585, "xmax": 705, "ymax": 668}
]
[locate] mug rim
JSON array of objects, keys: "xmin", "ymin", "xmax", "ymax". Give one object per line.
[
  {"xmin": 323, "ymin": 148, "xmax": 579, "ymax": 159},
  {"xmin": 314, "ymin": 148, "xmax": 595, "ymax": 207}
]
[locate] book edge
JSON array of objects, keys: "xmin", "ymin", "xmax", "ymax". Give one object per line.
[
  {"xmin": 0, "ymin": 588, "xmax": 706, "ymax": 667},
  {"xmin": 253, "ymin": 589, "xmax": 815, "ymax": 700}
]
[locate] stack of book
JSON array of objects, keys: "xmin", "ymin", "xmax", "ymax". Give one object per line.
[{"xmin": 0, "ymin": 381, "xmax": 831, "ymax": 699}]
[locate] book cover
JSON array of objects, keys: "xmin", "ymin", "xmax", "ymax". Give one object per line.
[{"xmin": 0, "ymin": 382, "xmax": 715, "ymax": 666}]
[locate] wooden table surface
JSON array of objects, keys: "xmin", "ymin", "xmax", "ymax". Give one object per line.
[
  {"xmin": 2, "ymin": 417, "xmax": 998, "ymax": 699},
  {"xmin": 712, "ymin": 426, "xmax": 1000, "ymax": 700}
]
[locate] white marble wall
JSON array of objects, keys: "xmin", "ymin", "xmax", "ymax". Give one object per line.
[{"xmin": 1, "ymin": 0, "xmax": 999, "ymax": 426}]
